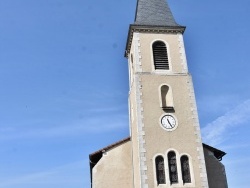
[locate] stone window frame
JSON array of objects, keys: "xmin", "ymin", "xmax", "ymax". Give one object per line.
[
  {"xmin": 158, "ymin": 84, "xmax": 174, "ymax": 110},
  {"xmin": 150, "ymin": 39, "xmax": 172, "ymax": 73},
  {"xmin": 153, "ymin": 150, "xmax": 195, "ymax": 187},
  {"xmin": 179, "ymin": 153, "xmax": 196, "ymax": 187},
  {"xmin": 155, "ymin": 155, "xmax": 167, "ymax": 185}
]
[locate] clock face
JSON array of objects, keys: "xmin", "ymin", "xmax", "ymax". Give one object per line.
[{"xmin": 161, "ymin": 115, "xmax": 176, "ymax": 130}]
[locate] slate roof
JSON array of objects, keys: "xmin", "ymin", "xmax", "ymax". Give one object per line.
[
  {"xmin": 125, "ymin": 0, "xmax": 185, "ymax": 57},
  {"xmin": 134, "ymin": 0, "xmax": 181, "ymax": 27}
]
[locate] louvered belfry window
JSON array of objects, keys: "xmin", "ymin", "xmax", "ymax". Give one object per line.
[
  {"xmin": 153, "ymin": 41, "xmax": 169, "ymax": 70},
  {"xmin": 155, "ymin": 156, "xmax": 166, "ymax": 184},
  {"xmin": 181, "ymin": 155, "xmax": 191, "ymax": 183},
  {"xmin": 168, "ymin": 151, "xmax": 178, "ymax": 184}
]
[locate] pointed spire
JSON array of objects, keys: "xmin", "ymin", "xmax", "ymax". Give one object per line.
[
  {"xmin": 134, "ymin": 0, "xmax": 180, "ymax": 26},
  {"xmin": 125, "ymin": 0, "xmax": 185, "ymax": 57}
]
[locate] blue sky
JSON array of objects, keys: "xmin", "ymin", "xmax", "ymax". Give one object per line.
[{"xmin": 0, "ymin": 0, "xmax": 250, "ymax": 187}]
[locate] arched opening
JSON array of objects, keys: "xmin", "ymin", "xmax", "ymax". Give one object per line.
[
  {"xmin": 161, "ymin": 85, "xmax": 173, "ymax": 109},
  {"xmin": 155, "ymin": 156, "xmax": 166, "ymax": 184},
  {"xmin": 181, "ymin": 155, "xmax": 191, "ymax": 183},
  {"xmin": 153, "ymin": 41, "xmax": 169, "ymax": 70},
  {"xmin": 168, "ymin": 151, "xmax": 178, "ymax": 184}
]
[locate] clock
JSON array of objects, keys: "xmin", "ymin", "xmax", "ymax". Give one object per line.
[{"xmin": 160, "ymin": 114, "xmax": 177, "ymax": 131}]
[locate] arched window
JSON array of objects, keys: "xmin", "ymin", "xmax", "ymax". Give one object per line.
[
  {"xmin": 168, "ymin": 151, "xmax": 178, "ymax": 184},
  {"xmin": 155, "ymin": 156, "xmax": 166, "ymax": 184},
  {"xmin": 153, "ymin": 41, "xmax": 169, "ymax": 70},
  {"xmin": 181, "ymin": 155, "xmax": 191, "ymax": 183},
  {"xmin": 161, "ymin": 85, "xmax": 173, "ymax": 109}
]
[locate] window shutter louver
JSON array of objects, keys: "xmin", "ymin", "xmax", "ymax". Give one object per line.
[{"xmin": 153, "ymin": 41, "xmax": 169, "ymax": 70}]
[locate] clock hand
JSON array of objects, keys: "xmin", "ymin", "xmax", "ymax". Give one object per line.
[{"xmin": 167, "ymin": 119, "xmax": 173, "ymax": 128}]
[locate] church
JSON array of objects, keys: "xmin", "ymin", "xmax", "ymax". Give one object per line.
[{"xmin": 89, "ymin": 0, "xmax": 228, "ymax": 187}]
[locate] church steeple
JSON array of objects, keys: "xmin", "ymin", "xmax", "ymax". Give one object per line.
[
  {"xmin": 124, "ymin": 1, "xmax": 210, "ymax": 188},
  {"xmin": 89, "ymin": 1, "xmax": 228, "ymax": 188},
  {"xmin": 125, "ymin": 0, "xmax": 185, "ymax": 57},
  {"xmin": 134, "ymin": 0, "xmax": 180, "ymax": 26}
]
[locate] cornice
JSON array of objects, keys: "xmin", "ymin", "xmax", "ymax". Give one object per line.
[{"xmin": 125, "ymin": 24, "xmax": 186, "ymax": 57}]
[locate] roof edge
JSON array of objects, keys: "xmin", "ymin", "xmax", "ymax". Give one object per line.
[
  {"xmin": 89, "ymin": 137, "xmax": 131, "ymax": 158},
  {"xmin": 89, "ymin": 137, "xmax": 131, "ymax": 188},
  {"xmin": 89, "ymin": 138, "xmax": 227, "ymax": 187},
  {"xmin": 125, "ymin": 24, "xmax": 186, "ymax": 57},
  {"xmin": 203, "ymin": 143, "xmax": 226, "ymax": 161}
]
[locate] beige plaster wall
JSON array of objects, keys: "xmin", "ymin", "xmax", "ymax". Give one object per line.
[
  {"xmin": 92, "ymin": 141, "xmax": 133, "ymax": 188},
  {"xmin": 204, "ymin": 148, "xmax": 228, "ymax": 188},
  {"xmin": 138, "ymin": 33, "xmax": 187, "ymax": 73},
  {"xmin": 141, "ymin": 74, "xmax": 203, "ymax": 187},
  {"xmin": 128, "ymin": 32, "xmax": 208, "ymax": 188}
]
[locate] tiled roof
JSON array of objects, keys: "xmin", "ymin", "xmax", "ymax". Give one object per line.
[{"xmin": 134, "ymin": 0, "xmax": 180, "ymax": 26}]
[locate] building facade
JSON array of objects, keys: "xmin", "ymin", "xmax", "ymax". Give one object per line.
[{"xmin": 89, "ymin": 0, "xmax": 228, "ymax": 188}]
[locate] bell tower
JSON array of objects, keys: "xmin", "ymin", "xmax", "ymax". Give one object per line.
[{"xmin": 126, "ymin": 0, "xmax": 209, "ymax": 187}]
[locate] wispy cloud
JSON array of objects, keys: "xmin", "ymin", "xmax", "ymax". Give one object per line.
[
  {"xmin": 202, "ymin": 99, "xmax": 250, "ymax": 146},
  {"xmin": 0, "ymin": 160, "xmax": 89, "ymax": 188},
  {"xmin": 220, "ymin": 143, "xmax": 250, "ymax": 151},
  {"xmin": 198, "ymin": 94, "xmax": 240, "ymax": 114}
]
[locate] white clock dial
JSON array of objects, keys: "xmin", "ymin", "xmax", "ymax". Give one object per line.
[{"xmin": 161, "ymin": 115, "xmax": 176, "ymax": 130}]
